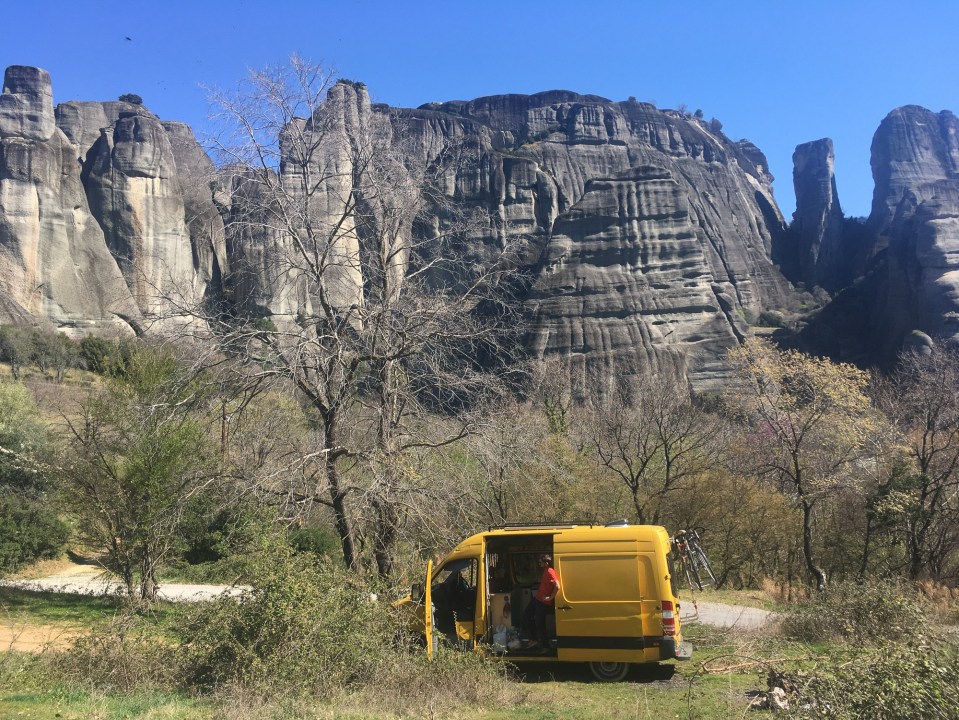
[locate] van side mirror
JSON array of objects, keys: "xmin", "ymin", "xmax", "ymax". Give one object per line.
[{"xmin": 411, "ymin": 582, "xmax": 425, "ymax": 603}]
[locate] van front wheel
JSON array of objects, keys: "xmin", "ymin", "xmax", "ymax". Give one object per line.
[{"xmin": 589, "ymin": 661, "xmax": 630, "ymax": 682}]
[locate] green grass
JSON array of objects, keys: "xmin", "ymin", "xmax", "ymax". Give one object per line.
[
  {"xmin": 0, "ymin": 588, "xmax": 120, "ymax": 627},
  {"xmin": 0, "ymin": 628, "xmax": 815, "ymax": 720},
  {"xmin": 0, "ymin": 587, "xmax": 186, "ymax": 635}
]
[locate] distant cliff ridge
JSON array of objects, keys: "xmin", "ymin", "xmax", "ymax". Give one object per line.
[{"xmin": 1, "ymin": 64, "xmax": 957, "ymax": 383}]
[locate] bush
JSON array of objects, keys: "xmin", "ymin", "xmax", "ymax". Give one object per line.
[
  {"xmin": 786, "ymin": 637, "xmax": 959, "ymax": 719},
  {"xmin": 181, "ymin": 543, "xmax": 393, "ymax": 695},
  {"xmin": 757, "ymin": 310, "xmax": 787, "ymax": 328},
  {"xmin": 179, "ymin": 540, "xmax": 516, "ymax": 708},
  {"xmin": 0, "ymin": 496, "xmax": 68, "ymax": 574},
  {"xmin": 118, "ymin": 93, "xmax": 143, "ymax": 105},
  {"xmin": 287, "ymin": 525, "xmax": 341, "ymax": 559},
  {"xmin": 56, "ymin": 614, "xmax": 180, "ymax": 692},
  {"xmin": 781, "ymin": 579, "xmax": 925, "ymax": 644}
]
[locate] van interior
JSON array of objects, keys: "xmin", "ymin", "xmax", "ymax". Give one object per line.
[
  {"xmin": 484, "ymin": 533, "xmax": 556, "ymax": 654},
  {"xmin": 428, "ymin": 533, "xmax": 558, "ymax": 653}
]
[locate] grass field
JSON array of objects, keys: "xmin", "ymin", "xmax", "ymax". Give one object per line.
[{"xmin": 0, "ymin": 589, "xmax": 797, "ymax": 720}]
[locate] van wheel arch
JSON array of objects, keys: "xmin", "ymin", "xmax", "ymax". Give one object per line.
[{"xmin": 588, "ymin": 661, "xmax": 630, "ymax": 682}]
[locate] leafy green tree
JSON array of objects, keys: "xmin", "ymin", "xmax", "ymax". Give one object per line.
[
  {"xmin": 0, "ymin": 381, "xmax": 66, "ymax": 575},
  {"xmin": 118, "ymin": 93, "xmax": 143, "ymax": 105},
  {"xmin": 30, "ymin": 330, "xmax": 79, "ymax": 382},
  {"xmin": 0, "ymin": 325, "xmax": 31, "ymax": 380},
  {"xmin": 61, "ymin": 347, "xmax": 215, "ymax": 601}
]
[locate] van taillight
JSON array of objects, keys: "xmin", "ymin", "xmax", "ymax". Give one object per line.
[{"xmin": 661, "ymin": 600, "xmax": 676, "ymax": 636}]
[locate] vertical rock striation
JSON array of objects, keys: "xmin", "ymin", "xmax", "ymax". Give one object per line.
[
  {"xmin": 84, "ymin": 108, "xmax": 198, "ymax": 322},
  {"xmin": 0, "ymin": 66, "xmax": 138, "ymax": 332}
]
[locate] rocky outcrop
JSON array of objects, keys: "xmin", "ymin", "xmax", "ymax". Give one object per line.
[
  {"xmin": 801, "ymin": 106, "xmax": 959, "ymax": 362},
  {"xmin": 526, "ymin": 166, "xmax": 749, "ymax": 389},
  {"xmin": 0, "ymin": 65, "xmax": 810, "ymax": 389},
  {"xmin": 162, "ymin": 120, "xmax": 228, "ymax": 300},
  {"xmin": 0, "ymin": 66, "xmax": 138, "ymax": 333},
  {"xmin": 784, "ymin": 139, "xmax": 846, "ymax": 290},
  {"xmin": 866, "ymin": 107, "xmax": 959, "ymax": 353},
  {"xmin": 84, "ymin": 108, "xmax": 198, "ymax": 320},
  {"xmin": 0, "ymin": 66, "xmax": 56, "ymax": 141},
  {"xmin": 385, "ymin": 92, "xmax": 795, "ymax": 389}
]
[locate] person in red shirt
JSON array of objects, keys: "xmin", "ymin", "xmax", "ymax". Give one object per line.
[{"xmin": 523, "ymin": 553, "xmax": 560, "ymax": 651}]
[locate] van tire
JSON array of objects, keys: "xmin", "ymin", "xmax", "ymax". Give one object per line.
[{"xmin": 589, "ymin": 661, "xmax": 630, "ymax": 682}]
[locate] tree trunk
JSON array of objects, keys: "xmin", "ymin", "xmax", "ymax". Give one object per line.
[
  {"xmin": 859, "ymin": 514, "xmax": 873, "ymax": 579},
  {"xmin": 140, "ymin": 549, "xmax": 157, "ymax": 602},
  {"xmin": 327, "ymin": 456, "xmax": 358, "ymax": 572},
  {"xmin": 800, "ymin": 498, "xmax": 827, "ymax": 590}
]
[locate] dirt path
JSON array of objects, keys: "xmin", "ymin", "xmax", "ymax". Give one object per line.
[
  {"xmin": 0, "ymin": 562, "xmax": 246, "ymax": 602},
  {"xmin": 0, "ymin": 624, "xmax": 84, "ymax": 652},
  {"xmin": 680, "ymin": 599, "xmax": 775, "ymax": 630}
]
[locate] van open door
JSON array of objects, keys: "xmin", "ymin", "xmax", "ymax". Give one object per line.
[{"xmin": 424, "ymin": 559, "xmax": 434, "ymax": 660}]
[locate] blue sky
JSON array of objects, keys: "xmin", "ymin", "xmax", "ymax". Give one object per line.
[{"xmin": 4, "ymin": 0, "xmax": 957, "ymax": 218}]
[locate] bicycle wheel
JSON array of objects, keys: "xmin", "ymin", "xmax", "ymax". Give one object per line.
[
  {"xmin": 687, "ymin": 555, "xmax": 704, "ymax": 591},
  {"xmin": 693, "ymin": 547, "xmax": 717, "ymax": 586},
  {"xmin": 681, "ymin": 557, "xmax": 696, "ymax": 590}
]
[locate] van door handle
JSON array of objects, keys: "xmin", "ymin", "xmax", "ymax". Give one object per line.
[{"xmin": 557, "ymin": 604, "xmax": 572, "ymax": 611}]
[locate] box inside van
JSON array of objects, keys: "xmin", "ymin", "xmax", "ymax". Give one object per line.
[{"xmin": 402, "ymin": 521, "xmax": 691, "ymax": 681}]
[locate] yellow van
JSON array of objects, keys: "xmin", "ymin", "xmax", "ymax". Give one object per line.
[{"xmin": 400, "ymin": 521, "xmax": 692, "ymax": 681}]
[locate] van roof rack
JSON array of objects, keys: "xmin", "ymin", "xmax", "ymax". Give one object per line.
[{"xmin": 488, "ymin": 521, "xmax": 595, "ymax": 532}]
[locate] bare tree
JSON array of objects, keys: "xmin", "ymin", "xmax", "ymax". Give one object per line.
[
  {"xmin": 874, "ymin": 344, "xmax": 959, "ymax": 580},
  {"xmin": 590, "ymin": 372, "xmax": 727, "ymax": 525},
  {"xmin": 201, "ymin": 57, "xmax": 512, "ymax": 576}
]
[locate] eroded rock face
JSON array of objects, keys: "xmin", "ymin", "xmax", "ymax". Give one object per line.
[
  {"xmin": 785, "ymin": 139, "xmax": 846, "ymax": 290},
  {"xmin": 162, "ymin": 120, "xmax": 228, "ymax": 299},
  {"xmin": 386, "ymin": 92, "xmax": 795, "ymax": 389},
  {"xmin": 0, "ymin": 66, "xmax": 804, "ymax": 390},
  {"xmin": 800, "ymin": 106, "xmax": 959, "ymax": 362},
  {"xmin": 0, "ymin": 66, "xmax": 56, "ymax": 141},
  {"xmin": 870, "ymin": 107, "xmax": 959, "ymax": 350},
  {"xmin": 84, "ymin": 108, "xmax": 198, "ymax": 319},
  {"xmin": 0, "ymin": 66, "xmax": 139, "ymax": 333},
  {"xmin": 526, "ymin": 166, "xmax": 748, "ymax": 390}
]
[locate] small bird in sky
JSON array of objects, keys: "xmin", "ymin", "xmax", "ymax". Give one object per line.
[{"xmin": 125, "ymin": 36, "xmax": 133, "ymax": 42}]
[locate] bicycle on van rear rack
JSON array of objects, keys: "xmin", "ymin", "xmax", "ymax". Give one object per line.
[{"xmin": 671, "ymin": 527, "xmax": 717, "ymax": 591}]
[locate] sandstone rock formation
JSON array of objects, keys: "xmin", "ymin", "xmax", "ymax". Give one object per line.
[
  {"xmin": 84, "ymin": 108, "xmax": 199, "ymax": 320},
  {"xmin": 384, "ymin": 91, "xmax": 796, "ymax": 389},
  {"xmin": 0, "ymin": 66, "xmax": 138, "ymax": 333},
  {"xmin": 800, "ymin": 106, "xmax": 959, "ymax": 362},
  {"xmin": 785, "ymin": 139, "xmax": 846, "ymax": 290}
]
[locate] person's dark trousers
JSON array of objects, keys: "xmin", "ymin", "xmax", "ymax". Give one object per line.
[{"xmin": 523, "ymin": 597, "xmax": 549, "ymax": 644}]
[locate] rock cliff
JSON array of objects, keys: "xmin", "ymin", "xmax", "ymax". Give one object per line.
[
  {"xmin": 784, "ymin": 139, "xmax": 847, "ymax": 291},
  {"xmin": 799, "ymin": 106, "xmax": 959, "ymax": 362},
  {"xmin": 382, "ymin": 91, "xmax": 796, "ymax": 389},
  {"xmin": 0, "ymin": 66, "xmax": 138, "ymax": 333},
  {"xmin": 25, "ymin": 65, "xmax": 959, "ymax": 387}
]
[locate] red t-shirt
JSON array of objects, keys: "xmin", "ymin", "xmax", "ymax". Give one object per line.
[{"xmin": 535, "ymin": 567, "xmax": 559, "ymax": 604}]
